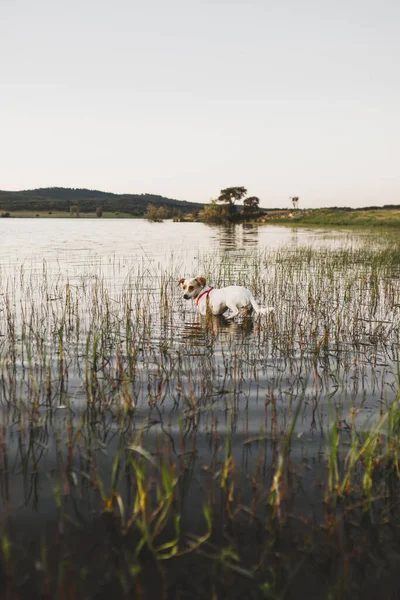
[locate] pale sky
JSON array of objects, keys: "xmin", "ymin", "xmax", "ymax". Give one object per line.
[{"xmin": 1, "ymin": 0, "xmax": 399, "ymax": 208}]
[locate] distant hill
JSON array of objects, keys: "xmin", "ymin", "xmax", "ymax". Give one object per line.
[{"xmin": 0, "ymin": 187, "xmax": 204, "ymax": 216}]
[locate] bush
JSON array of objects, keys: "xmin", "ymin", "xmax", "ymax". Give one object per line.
[
  {"xmin": 144, "ymin": 204, "xmax": 171, "ymax": 222},
  {"xmin": 201, "ymin": 201, "xmax": 226, "ymax": 224},
  {"xmin": 69, "ymin": 204, "xmax": 80, "ymax": 217}
]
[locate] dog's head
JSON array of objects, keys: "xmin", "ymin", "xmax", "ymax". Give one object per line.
[{"xmin": 178, "ymin": 277, "xmax": 207, "ymax": 300}]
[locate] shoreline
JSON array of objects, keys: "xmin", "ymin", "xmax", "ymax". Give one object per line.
[{"xmin": 1, "ymin": 206, "xmax": 400, "ymax": 228}]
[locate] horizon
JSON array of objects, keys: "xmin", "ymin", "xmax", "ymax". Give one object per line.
[
  {"xmin": 1, "ymin": 0, "xmax": 399, "ymax": 209},
  {"xmin": 2, "ymin": 185, "xmax": 399, "ymax": 211}
]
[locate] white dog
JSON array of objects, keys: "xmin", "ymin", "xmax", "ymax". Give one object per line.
[{"xmin": 179, "ymin": 276, "xmax": 272, "ymax": 319}]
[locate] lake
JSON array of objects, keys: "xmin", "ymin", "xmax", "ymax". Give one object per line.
[
  {"xmin": 0, "ymin": 218, "xmax": 371, "ymax": 271},
  {"xmin": 0, "ymin": 219, "xmax": 399, "ymax": 599}
]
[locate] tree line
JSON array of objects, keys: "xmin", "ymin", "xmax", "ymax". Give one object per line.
[{"xmin": 0, "ymin": 187, "xmax": 203, "ymax": 216}]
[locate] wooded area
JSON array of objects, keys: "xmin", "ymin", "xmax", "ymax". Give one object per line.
[{"xmin": 0, "ymin": 187, "xmax": 204, "ymax": 216}]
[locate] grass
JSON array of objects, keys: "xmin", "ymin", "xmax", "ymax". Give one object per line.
[
  {"xmin": 0, "ymin": 235, "xmax": 399, "ymax": 598},
  {"xmin": 266, "ymin": 207, "xmax": 400, "ymax": 229},
  {"xmin": 4, "ymin": 206, "xmax": 400, "ymax": 229},
  {"xmin": 1, "ymin": 210, "xmax": 141, "ymax": 218}
]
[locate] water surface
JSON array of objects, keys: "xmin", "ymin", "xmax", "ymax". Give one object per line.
[{"xmin": 0, "ymin": 219, "xmax": 399, "ymax": 586}]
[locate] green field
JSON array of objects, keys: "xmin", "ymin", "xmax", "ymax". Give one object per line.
[
  {"xmin": 265, "ymin": 207, "xmax": 400, "ymax": 228},
  {"xmin": 3, "ymin": 206, "xmax": 400, "ymax": 228},
  {"xmin": 0, "ymin": 210, "xmax": 140, "ymax": 219}
]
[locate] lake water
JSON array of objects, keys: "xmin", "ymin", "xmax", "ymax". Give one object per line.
[
  {"xmin": 0, "ymin": 218, "xmax": 369, "ymax": 274},
  {"xmin": 0, "ymin": 218, "xmax": 397, "ymax": 438},
  {"xmin": 0, "ymin": 219, "xmax": 399, "ymax": 597}
]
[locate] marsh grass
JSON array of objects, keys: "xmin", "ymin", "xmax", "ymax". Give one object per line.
[
  {"xmin": 270, "ymin": 208, "xmax": 400, "ymax": 229},
  {"xmin": 0, "ymin": 236, "xmax": 400, "ymax": 598}
]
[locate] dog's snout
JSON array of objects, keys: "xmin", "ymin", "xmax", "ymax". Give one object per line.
[{"xmin": 183, "ymin": 294, "xmax": 190, "ymax": 300}]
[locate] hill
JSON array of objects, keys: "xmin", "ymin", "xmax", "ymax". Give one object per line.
[{"xmin": 0, "ymin": 187, "xmax": 204, "ymax": 216}]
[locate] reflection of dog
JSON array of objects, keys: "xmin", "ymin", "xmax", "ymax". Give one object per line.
[
  {"xmin": 182, "ymin": 314, "xmax": 254, "ymax": 345},
  {"xmin": 205, "ymin": 313, "xmax": 254, "ymax": 338},
  {"xmin": 178, "ymin": 276, "xmax": 273, "ymax": 319}
]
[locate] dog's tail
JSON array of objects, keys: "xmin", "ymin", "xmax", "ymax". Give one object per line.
[{"xmin": 249, "ymin": 293, "xmax": 274, "ymax": 316}]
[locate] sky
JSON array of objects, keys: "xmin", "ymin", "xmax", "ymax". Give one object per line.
[{"xmin": 1, "ymin": 0, "xmax": 399, "ymax": 209}]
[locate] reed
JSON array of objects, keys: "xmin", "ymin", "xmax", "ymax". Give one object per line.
[{"xmin": 0, "ymin": 234, "xmax": 399, "ymax": 598}]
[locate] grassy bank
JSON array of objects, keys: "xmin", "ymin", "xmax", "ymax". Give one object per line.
[
  {"xmin": 265, "ymin": 207, "xmax": 400, "ymax": 228},
  {"xmin": 0, "ymin": 210, "xmax": 141, "ymax": 218},
  {"xmin": 2, "ymin": 206, "xmax": 400, "ymax": 229}
]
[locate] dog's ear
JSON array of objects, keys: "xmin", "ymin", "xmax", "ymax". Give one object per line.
[
  {"xmin": 196, "ymin": 277, "xmax": 207, "ymax": 287},
  {"xmin": 178, "ymin": 278, "xmax": 185, "ymax": 287}
]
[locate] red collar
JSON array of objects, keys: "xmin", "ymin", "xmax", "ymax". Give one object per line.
[{"xmin": 195, "ymin": 287, "xmax": 214, "ymax": 306}]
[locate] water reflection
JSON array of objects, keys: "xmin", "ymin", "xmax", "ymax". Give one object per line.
[
  {"xmin": 0, "ymin": 219, "xmax": 382, "ymax": 279},
  {"xmin": 180, "ymin": 313, "xmax": 254, "ymax": 347},
  {"xmin": 205, "ymin": 222, "xmax": 259, "ymax": 250},
  {"xmin": 0, "ymin": 219, "xmax": 399, "ymax": 598}
]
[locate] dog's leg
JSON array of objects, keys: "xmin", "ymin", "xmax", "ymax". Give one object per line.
[{"xmin": 225, "ymin": 307, "xmax": 240, "ymax": 320}]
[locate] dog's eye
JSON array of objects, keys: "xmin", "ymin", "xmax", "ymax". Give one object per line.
[{"xmin": 188, "ymin": 286, "xmax": 194, "ymax": 291}]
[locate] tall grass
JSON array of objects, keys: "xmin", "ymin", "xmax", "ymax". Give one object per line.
[{"xmin": 0, "ymin": 236, "xmax": 399, "ymax": 598}]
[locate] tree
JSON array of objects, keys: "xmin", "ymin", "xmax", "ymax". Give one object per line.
[
  {"xmin": 144, "ymin": 204, "xmax": 170, "ymax": 222},
  {"xmin": 70, "ymin": 204, "xmax": 80, "ymax": 217},
  {"xmin": 172, "ymin": 209, "xmax": 185, "ymax": 222},
  {"xmin": 217, "ymin": 186, "xmax": 247, "ymax": 207},
  {"xmin": 202, "ymin": 200, "xmax": 226, "ymax": 223},
  {"xmin": 291, "ymin": 196, "xmax": 299, "ymax": 209},
  {"xmin": 243, "ymin": 196, "xmax": 260, "ymax": 214},
  {"xmin": 96, "ymin": 207, "xmax": 103, "ymax": 218},
  {"xmin": 201, "ymin": 186, "xmax": 262, "ymax": 223}
]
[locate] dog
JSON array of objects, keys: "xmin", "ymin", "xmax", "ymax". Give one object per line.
[{"xmin": 178, "ymin": 276, "xmax": 273, "ymax": 319}]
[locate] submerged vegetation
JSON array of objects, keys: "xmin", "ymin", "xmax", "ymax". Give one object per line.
[{"xmin": 0, "ymin": 234, "xmax": 400, "ymax": 598}]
